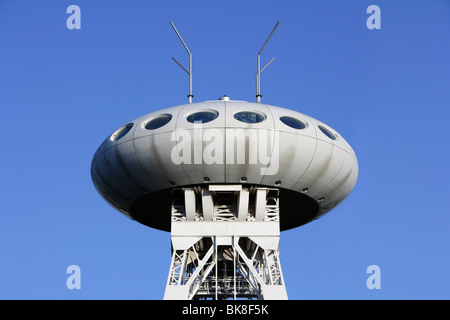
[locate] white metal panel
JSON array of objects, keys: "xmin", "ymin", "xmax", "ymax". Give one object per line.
[
  {"xmin": 318, "ymin": 154, "xmax": 358, "ymax": 216},
  {"xmin": 292, "ymin": 138, "xmax": 346, "ymax": 201},
  {"xmin": 249, "ymin": 236, "xmax": 280, "ymax": 250},
  {"xmin": 201, "ymin": 189, "xmax": 214, "ymax": 221},
  {"xmin": 260, "ymin": 131, "xmax": 317, "ymax": 188},
  {"xmin": 133, "ymin": 105, "xmax": 185, "ymax": 139},
  {"xmin": 184, "ymin": 189, "xmax": 196, "ymax": 221},
  {"xmin": 209, "ymin": 185, "xmax": 242, "ymax": 191},
  {"xmin": 174, "ymin": 128, "xmax": 226, "ymax": 184},
  {"xmin": 321, "ymin": 151, "xmax": 355, "ymax": 200},
  {"xmin": 255, "ymin": 188, "xmax": 267, "ymax": 221},
  {"xmin": 175, "ymin": 101, "xmax": 226, "ymax": 130},
  {"xmin": 237, "ymin": 189, "xmax": 249, "ymax": 221},
  {"xmin": 133, "ymin": 131, "xmax": 190, "ymax": 190},
  {"xmin": 97, "ymin": 148, "xmax": 138, "ymax": 201},
  {"xmin": 170, "ymin": 236, "xmax": 201, "ymax": 250},
  {"xmin": 259, "ymin": 105, "xmax": 318, "ymax": 187},
  {"xmin": 265, "ymin": 104, "xmax": 317, "ymax": 139},
  {"xmin": 224, "ymin": 101, "xmax": 276, "ymax": 184},
  {"xmin": 113, "ymin": 139, "xmax": 154, "ymax": 193},
  {"xmin": 175, "ymin": 101, "xmax": 226, "ymax": 185},
  {"xmin": 91, "ymin": 157, "xmax": 131, "ymax": 214}
]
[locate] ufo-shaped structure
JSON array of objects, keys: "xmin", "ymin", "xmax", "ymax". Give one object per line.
[
  {"xmin": 91, "ymin": 22, "xmax": 358, "ymax": 300},
  {"xmin": 91, "ymin": 98, "xmax": 358, "ymax": 232},
  {"xmin": 91, "ymin": 97, "xmax": 358, "ymax": 299}
]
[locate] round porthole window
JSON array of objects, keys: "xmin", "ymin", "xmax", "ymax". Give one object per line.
[
  {"xmin": 280, "ymin": 116, "xmax": 306, "ymax": 129},
  {"xmin": 318, "ymin": 125, "xmax": 336, "ymax": 140},
  {"xmin": 187, "ymin": 110, "xmax": 219, "ymax": 123},
  {"xmin": 144, "ymin": 114, "xmax": 172, "ymax": 130},
  {"xmin": 110, "ymin": 123, "xmax": 133, "ymax": 141},
  {"xmin": 234, "ymin": 111, "xmax": 266, "ymax": 123}
]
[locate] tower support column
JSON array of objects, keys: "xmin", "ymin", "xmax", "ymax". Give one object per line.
[{"xmin": 164, "ymin": 185, "xmax": 288, "ymax": 300}]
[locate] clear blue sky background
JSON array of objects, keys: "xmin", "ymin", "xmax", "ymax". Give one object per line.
[{"xmin": 0, "ymin": 0, "xmax": 449, "ymax": 299}]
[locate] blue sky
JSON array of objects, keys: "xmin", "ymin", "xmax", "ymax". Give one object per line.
[{"xmin": 0, "ymin": 0, "xmax": 449, "ymax": 299}]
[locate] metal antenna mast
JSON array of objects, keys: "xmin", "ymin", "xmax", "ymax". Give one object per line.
[
  {"xmin": 170, "ymin": 21, "xmax": 193, "ymax": 104},
  {"xmin": 256, "ymin": 21, "xmax": 279, "ymax": 103}
]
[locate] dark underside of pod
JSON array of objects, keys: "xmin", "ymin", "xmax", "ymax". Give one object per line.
[{"xmin": 129, "ymin": 186, "xmax": 319, "ymax": 232}]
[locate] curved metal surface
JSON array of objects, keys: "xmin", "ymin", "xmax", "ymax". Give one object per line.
[{"xmin": 91, "ymin": 99, "xmax": 358, "ymax": 231}]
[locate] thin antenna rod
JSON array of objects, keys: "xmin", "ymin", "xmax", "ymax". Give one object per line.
[
  {"xmin": 260, "ymin": 57, "xmax": 276, "ymax": 73},
  {"xmin": 172, "ymin": 57, "xmax": 189, "ymax": 75},
  {"xmin": 256, "ymin": 21, "xmax": 279, "ymax": 103},
  {"xmin": 170, "ymin": 21, "xmax": 193, "ymax": 103}
]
